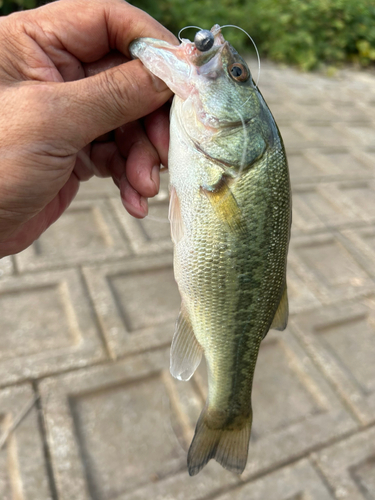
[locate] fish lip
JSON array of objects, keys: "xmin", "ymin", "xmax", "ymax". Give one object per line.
[
  {"xmin": 129, "ymin": 29, "xmax": 229, "ymax": 100},
  {"xmin": 129, "ymin": 38, "xmax": 192, "ymax": 99},
  {"xmin": 130, "ymin": 24, "xmax": 225, "ymax": 62},
  {"xmin": 129, "ymin": 38, "xmax": 177, "ymax": 56}
]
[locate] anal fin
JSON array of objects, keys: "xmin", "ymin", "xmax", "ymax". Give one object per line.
[
  {"xmin": 270, "ymin": 285, "xmax": 289, "ymax": 332},
  {"xmin": 170, "ymin": 303, "xmax": 203, "ymax": 381}
]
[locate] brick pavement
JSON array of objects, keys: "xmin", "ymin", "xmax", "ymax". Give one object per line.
[{"xmin": 1, "ymin": 61, "xmax": 375, "ymax": 499}]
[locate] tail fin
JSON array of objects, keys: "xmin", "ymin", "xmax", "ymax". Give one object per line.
[{"xmin": 187, "ymin": 405, "xmax": 252, "ymax": 476}]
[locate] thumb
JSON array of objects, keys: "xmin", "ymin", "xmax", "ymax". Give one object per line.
[{"xmin": 61, "ymin": 59, "xmax": 172, "ymax": 145}]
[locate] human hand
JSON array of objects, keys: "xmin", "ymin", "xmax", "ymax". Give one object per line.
[{"xmin": 0, "ymin": 0, "xmax": 177, "ymax": 257}]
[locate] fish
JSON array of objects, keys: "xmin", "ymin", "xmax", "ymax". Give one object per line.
[{"xmin": 130, "ymin": 25, "xmax": 291, "ymax": 476}]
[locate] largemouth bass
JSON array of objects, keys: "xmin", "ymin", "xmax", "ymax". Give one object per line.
[{"xmin": 130, "ymin": 26, "xmax": 291, "ymax": 476}]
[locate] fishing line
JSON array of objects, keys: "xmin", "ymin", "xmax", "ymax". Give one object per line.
[
  {"xmin": 178, "ymin": 24, "xmax": 260, "ymax": 87},
  {"xmin": 235, "ymin": 109, "xmax": 249, "ymax": 180},
  {"xmin": 143, "ymin": 214, "xmax": 170, "ymax": 223},
  {"xmin": 178, "ymin": 25, "xmax": 203, "ymax": 42},
  {"xmin": 208, "ymin": 107, "xmax": 248, "ymax": 212},
  {"xmin": 218, "ymin": 24, "xmax": 261, "ymax": 88}
]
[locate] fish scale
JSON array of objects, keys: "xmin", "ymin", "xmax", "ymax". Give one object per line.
[{"xmin": 130, "ymin": 24, "xmax": 291, "ymax": 476}]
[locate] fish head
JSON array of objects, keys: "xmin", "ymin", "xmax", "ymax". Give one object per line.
[{"xmin": 130, "ymin": 25, "xmax": 259, "ymax": 130}]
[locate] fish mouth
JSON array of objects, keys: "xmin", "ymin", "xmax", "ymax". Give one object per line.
[{"xmin": 129, "ymin": 26, "xmax": 227, "ymax": 100}]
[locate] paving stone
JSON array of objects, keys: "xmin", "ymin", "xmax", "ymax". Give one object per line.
[
  {"xmin": 15, "ymin": 199, "xmax": 130, "ymax": 272},
  {"xmin": 292, "ymin": 188, "xmax": 328, "ymax": 234},
  {"xmin": 292, "ymin": 296, "xmax": 375, "ymax": 424},
  {"xmin": 337, "ymin": 180, "xmax": 375, "ymax": 222},
  {"xmin": 289, "ymin": 101, "xmax": 337, "ymax": 123},
  {"xmin": 259, "ymin": 84, "xmax": 290, "ymax": 105},
  {"xmin": 326, "ymin": 100, "xmax": 371, "ymax": 122},
  {"xmin": 215, "ymin": 459, "xmax": 334, "ymax": 500},
  {"xmin": 288, "ymin": 150, "xmax": 325, "ymax": 181},
  {"xmin": 262, "ymin": 101, "xmax": 298, "ymax": 123},
  {"xmin": 287, "ymin": 264, "xmax": 322, "ymax": 314},
  {"xmin": 278, "ymin": 122, "xmax": 315, "ymax": 151},
  {"xmin": 39, "ymin": 349, "xmax": 239, "ymax": 500},
  {"xmin": 303, "ymin": 185, "xmax": 354, "ymax": 227},
  {"xmin": 314, "ymin": 427, "xmax": 375, "ymax": 499},
  {"xmin": 289, "ymin": 148, "xmax": 374, "ymax": 185},
  {"xmin": 255, "ymin": 65, "xmax": 290, "ymax": 105},
  {"xmin": 297, "ymin": 122, "xmax": 348, "ymax": 148},
  {"xmin": 358, "ymin": 151, "xmax": 375, "ymax": 175},
  {"xmin": 282, "ymin": 81, "xmax": 332, "ymax": 103},
  {"xmin": 288, "ymin": 232, "xmax": 374, "ymax": 304},
  {"xmin": 291, "ymin": 183, "xmax": 358, "ymax": 233},
  {"xmin": 308, "ymin": 149, "xmax": 373, "ymax": 179},
  {"xmin": 244, "ymin": 329, "xmax": 356, "ymax": 478},
  {"xmin": 127, "ymin": 458, "xmax": 335, "ymax": 500},
  {"xmin": 0, "ymin": 257, "xmax": 13, "ymax": 278},
  {"xmin": 342, "ymin": 122, "xmax": 375, "ymax": 148},
  {"xmin": 339, "ymin": 225, "xmax": 375, "ymax": 279},
  {"xmin": 0, "ymin": 269, "xmax": 105, "ymax": 385},
  {"xmin": 325, "ymin": 73, "xmax": 375, "ymax": 105},
  {"xmin": 83, "ymin": 254, "xmax": 179, "ymax": 359},
  {"xmin": 111, "ymin": 196, "xmax": 173, "ymax": 256},
  {"xmin": 76, "ymin": 176, "xmax": 118, "ymax": 200},
  {"xmin": 0, "ymin": 384, "xmax": 51, "ymax": 499},
  {"xmin": 121, "ymin": 466, "xmax": 240, "ymax": 500}
]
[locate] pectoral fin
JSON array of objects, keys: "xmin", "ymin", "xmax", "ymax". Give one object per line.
[
  {"xmin": 270, "ymin": 285, "xmax": 289, "ymax": 332},
  {"xmin": 170, "ymin": 303, "xmax": 203, "ymax": 381},
  {"xmin": 202, "ymin": 178, "xmax": 246, "ymax": 235},
  {"xmin": 169, "ymin": 186, "xmax": 184, "ymax": 244}
]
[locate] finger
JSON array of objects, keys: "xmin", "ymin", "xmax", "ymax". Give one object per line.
[
  {"xmin": 144, "ymin": 103, "xmax": 171, "ymax": 168},
  {"xmin": 74, "ymin": 141, "xmax": 124, "ymax": 181},
  {"xmin": 83, "ymin": 51, "xmax": 129, "ymax": 78},
  {"xmin": 117, "ymin": 122, "xmax": 160, "ymax": 198},
  {"xmin": 59, "ymin": 59, "xmax": 172, "ymax": 145},
  {"xmin": 74, "ymin": 145, "xmax": 94, "ymax": 181},
  {"xmin": 120, "ymin": 175, "xmax": 148, "ymax": 219},
  {"xmin": 90, "ymin": 141, "xmax": 126, "ymax": 181},
  {"xmin": 24, "ymin": 0, "xmax": 177, "ymax": 64}
]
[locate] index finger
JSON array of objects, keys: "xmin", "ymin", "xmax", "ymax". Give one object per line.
[{"xmin": 23, "ymin": 0, "xmax": 178, "ymax": 63}]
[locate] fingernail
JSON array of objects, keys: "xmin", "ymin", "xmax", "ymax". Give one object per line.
[
  {"xmin": 140, "ymin": 196, "xmax": 148, "ymax": 216},
  {"xmin": 151, "ymin": 164, "xmax": 160, "ymax": 191},
  {"xmin": 121, "ymin": 195, "xmax": 148, "ymax": 218},
  {"xmin": 120, "ymin": 175, "xmax": 148, "ymax": 218}
]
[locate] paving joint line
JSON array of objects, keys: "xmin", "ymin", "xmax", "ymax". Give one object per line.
[{"xmin": 32, "ymin": 380, "xmax": 59, "ymax": 500}]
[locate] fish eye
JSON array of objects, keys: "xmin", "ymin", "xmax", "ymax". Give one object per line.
[
  {"xmin": 194, "ymin": 30, "xmax": 215, "ymax": 52},
  {"xmin": 228, "ymin": 63, "xmax": 249, "ymax": 82}
]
